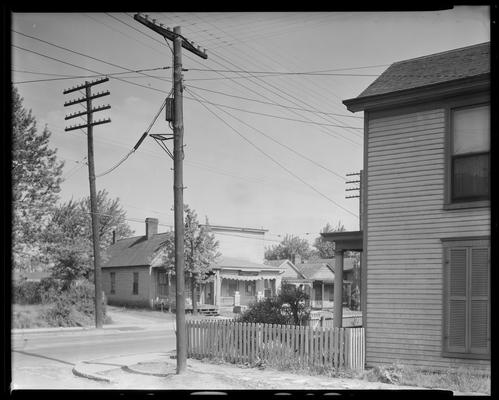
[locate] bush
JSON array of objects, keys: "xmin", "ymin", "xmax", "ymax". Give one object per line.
[
  {"xmin": 41, "ymin": 280, "xmax": 108, "ymax": 327},
  {"xmin": 13, "ymin": 280, "xmax": 42, "ymax": 304},
  {"xmin": 238, "ymin": 284, "xmax": 310, "ymax": 326},
  {"xmin": 238, "ymin": 297, "xmax": 288, "ymax": 325}
]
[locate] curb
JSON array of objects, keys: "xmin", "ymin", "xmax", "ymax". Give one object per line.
[
  {"xmin": 12, "ymin": 323, "xmax": 175, "ymax": 335},
  {"xmin": 72, "ymin": 363, "xmax": 117, "ymax": 384}
]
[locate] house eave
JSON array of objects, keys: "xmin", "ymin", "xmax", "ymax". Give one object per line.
[{"xmin": 343, "ymin": 73, "xmax": 490, "ymax": 113}]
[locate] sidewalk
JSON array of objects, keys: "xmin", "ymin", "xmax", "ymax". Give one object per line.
[
  {"xmin": 12, "ymin": 306, "xmax": 177, "ymax": 336},
  {"xmin": 72, "ymin": 351, "xmax": 461, "ymax": 392}
]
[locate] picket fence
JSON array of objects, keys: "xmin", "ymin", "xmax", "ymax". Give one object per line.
[{"xmin": 186, "ymin": 320, "xmax": 365, "ymax": 370}]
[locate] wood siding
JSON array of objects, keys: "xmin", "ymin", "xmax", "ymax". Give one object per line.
[
  {"xmin": 366, "ymin": 107, "xmax": 490, "ymax": 370},
  {"xmin": 102, "ymin": 266, "xmax": 152, "ymax": 308}
]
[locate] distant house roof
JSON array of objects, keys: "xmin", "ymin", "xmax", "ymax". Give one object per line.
[
  {"xmin": 343, "ymin": 42, "xmax": 490, "ymax": 111},
  {"xmin": 216, "ymin": 256, "xmax": 281, "ymax": 272},
  {"xmin": 103, "ymin": 233, "xmax": 280, "ymax": 273},
  {"xmin": 264, "ymin": 259, "xmax": 291, "ymax": 267},
  {"xmin": 292, "ymin": 258, "xmax": 356, "ymax": 281},
  {"xmin": 103, "ymin": 233, "xmax": 171, "ymax": 268}
]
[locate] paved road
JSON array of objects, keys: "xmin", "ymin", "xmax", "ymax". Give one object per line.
[{"xmin": 11, "ymin": 312, "xmax": 177, "ymax": 389}]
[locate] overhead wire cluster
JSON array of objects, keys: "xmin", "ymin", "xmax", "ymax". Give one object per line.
[{"xmin": 11, "ymin": 13, "xmax": 373, "ymax": 221}]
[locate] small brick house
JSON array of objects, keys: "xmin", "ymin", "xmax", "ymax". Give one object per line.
[{"xmin": 101, "ymin": 218, "xmax": 283, "ymax": 310}]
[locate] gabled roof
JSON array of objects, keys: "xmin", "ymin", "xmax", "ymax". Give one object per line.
[
  {"xmin": 343, "ymin": 42, "xmax": 490, "ymax": 111},
  {"xmin": 103, "ymin": 234, "xmax": 279, "ymax": 272},
  {"xmin": 264, "ymin": 259, "xmax": 292, "ymax": 267},
  {"xmin": 358, "ymin": 42, "xmax": 489, "ymax": 98},
  {"xmin": 293, "ymin": 258, "xmax": 356, "ymax": 280},
  {"xmin": 103, "ymin": 233, "xmax": 172, "ymax": 268}
]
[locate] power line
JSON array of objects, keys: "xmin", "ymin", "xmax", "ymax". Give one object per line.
[
  {"xmin": 119, "ymin": 13, "xmax": 362, "ymax": 146},
  {"xmin": 186, "ymin": 84, "xmax": 363, "ymax": 120},
  {"xmin": 187, "ymin": 89, "xmax": 358, "ymax": 218},
  {"xmin": 96, "ymin": 96, "xmax": 170, "ymax": 178},
  {"xmin": 186, "ymin": 86, "xmax": 348, "ymax": 182},
  {"xmin": 12, "ymin": 66, "xmax": 170, "ymax": 84},
  {"xmin": 186, "ymin": 67, "xmax": 380, "ymax": 77},
  {"xmin": 12, "ymin": 44, "xmax": 170, "ymax": 95},
  {"xmin": 183, "ymin": 94, "xmax": 363, "ymax": 130},
  {"xmin": 182, "ymin": 13, "xmax": 365, "ymax": 137}
]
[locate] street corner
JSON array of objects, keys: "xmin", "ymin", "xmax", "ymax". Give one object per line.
[{"xmin": 72, "ymin": 361, "xmax": 119, "ymax": 384}]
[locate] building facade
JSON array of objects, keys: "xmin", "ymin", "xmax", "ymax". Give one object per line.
[{"xmin": 342, "ymin": 42, "xmax": 490, "ymax": 370}]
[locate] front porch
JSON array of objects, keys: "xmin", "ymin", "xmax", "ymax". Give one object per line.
[{"xmin": 218, "ymin": 275, "xmax": 277, "ymax": 308}]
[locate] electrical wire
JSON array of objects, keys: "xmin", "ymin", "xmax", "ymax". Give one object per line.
[
  {"xmin": 187, "ymin": 89, "xmax": 358, "ymax": 218},
  {"xmin": 12, "ymin": 66, "xmax": 171, "ymax": 84},
  {"xmin": 96, "ymin": 95, "xmax": 170, "ymax": 178},
  {"xmin": 186, "ymin": 86, "xmax": 348, "ymax": 182}
]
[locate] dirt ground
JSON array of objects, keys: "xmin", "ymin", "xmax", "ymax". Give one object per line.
[{"xmin": 100, "ymin": 355, "xmax": 433, "ymax": 391}]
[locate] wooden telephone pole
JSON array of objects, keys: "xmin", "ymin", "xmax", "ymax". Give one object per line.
[
  {"xmin": 63, "ymin": 77, "xmax": 111, "ymax": 328},
  {"xmin": 134, "ymin": 13, "xmax": 207, "ymax": 374}
]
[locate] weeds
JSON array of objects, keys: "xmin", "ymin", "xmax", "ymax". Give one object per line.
[{"xmin": 363, "ymin": 363, "xmax": 490, "ymax": 394}]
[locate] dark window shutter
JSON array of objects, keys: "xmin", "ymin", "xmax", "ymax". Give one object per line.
[
  {"xmin": 446, "ymin": 248, "xmax": 467, "ymax": 353},
  {"xmin": 470, "ymin": 248, "xmax": 490, "ymax": 354}
]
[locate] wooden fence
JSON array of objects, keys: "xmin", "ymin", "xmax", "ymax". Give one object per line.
[{"xmin": 186, "ymin": 320, "xmax": 365, "ymax": 370}]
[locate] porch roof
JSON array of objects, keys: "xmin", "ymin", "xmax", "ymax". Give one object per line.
[{"xmin": 320, "ymin": 230, "xmax": 363, "ymax": 251}]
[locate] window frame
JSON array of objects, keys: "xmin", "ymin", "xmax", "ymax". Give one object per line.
[
  {"xmin": 132, "ymin": 272, "xmax": 139, "ymax": 295},
  {"xmin": 444, "ymin": 100, "xmax": 490, "ymax": 210},
  {"xmin": 110, "ymin": 271, "xmax": 116, "ymax": 295},
  {"xmin": 441, "ymin": 237, "xmax": 490, "ymax": 360}
]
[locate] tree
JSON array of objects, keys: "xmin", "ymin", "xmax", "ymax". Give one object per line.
[
  {"xmin": 45, "ymin": 190, "xmax": 133, "ymax": 289},
  {"xmin": 264, "ymin": 234, "xmax": 313, "ymax": 261},
  {"xmin": 12, "ymin": 86, "xmax": 64, "ymax": 272},
  {"xmin": 278, "ymin": 284, "xmax": 310, "ymax": 326},
  {"xmin": 155, "ymin": 205, "xmax": 220, "ymax": 314},
  {"xmin": 312, "ymin": 221, "xmax": 345, "ymax": 259}
]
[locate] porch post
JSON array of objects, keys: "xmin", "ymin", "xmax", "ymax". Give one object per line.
[
  {"xmin": 215, "ymin": 271, "xmax": 221, "ymax": 307},
  {"xmin": 334, "ymin": 250, "xmax": 344, "ymax": 327},
  {"xmin": 321, "ymin": 281, "xmax": 325, "ymax": 306}
]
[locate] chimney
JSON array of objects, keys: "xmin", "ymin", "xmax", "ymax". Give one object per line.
[
  {"xmin": 291, "ymin": 253, "xmax": 302, "ymax": 265},
  {"xmin": 145, "ymin": 218, "xmax": 159, "ymax": 239},
  {"xmin": 112, "ymin": 230, "xmax": 116, "ymax": 244}
]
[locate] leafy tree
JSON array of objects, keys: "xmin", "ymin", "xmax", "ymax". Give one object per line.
[
  {"xmin": 264, "ymin": 234, "xmax": 313, "ymax": 261},
  {"xmin": 155, "ymin": 205, "xmax": 220, "ymax": 314},
  {"xmin": 312, "ymin": 221, "xmax": 345, "ymax": 259},
  {"xmin": 45, "ymin": 190, "xmax": 133, "ymax": 289},
  {"xmin": 278, "ymin": 284, "xmax": 310, "ymax": 326},
  {"xmin": 12, "ymin": 86, "xmax": 64, "ymax": 272}
]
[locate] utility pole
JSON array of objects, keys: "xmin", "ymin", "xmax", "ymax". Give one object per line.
[
  {"xmin": 63, "ymin": 78, "xmax": 111, "ymax": 329},
  {"xmin": 134, "ymin": 13, "xmax": 207, "ymax": 375}
]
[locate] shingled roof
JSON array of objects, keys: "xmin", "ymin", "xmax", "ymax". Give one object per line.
[
  {"xmin": 102, "ymin": 233, "xmax": 172, "ymax": 268},
  {"xmin": 354, "ymin": 42, "xmax": 490, "ymax": 100}
]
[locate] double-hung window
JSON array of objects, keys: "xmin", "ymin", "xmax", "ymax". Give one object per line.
[
  {"xmin": 450, "ymin": 104, "xmax": 490, "ymax": 203},
  {"xmin": 110, "ymin": 272, "xmax": 116, "ymax": 294},
  {"xmin": 133, "ymin": 272, "xmax": 139, "ymax": 295},
  {"xmin": 443, "ymin": 239, "xmax": 490, "ymax": 359}
]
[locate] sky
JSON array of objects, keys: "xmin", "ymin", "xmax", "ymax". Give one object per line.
[{"xmin": 11, "ymin": 8, "xmax": 490, "ymax": 248}]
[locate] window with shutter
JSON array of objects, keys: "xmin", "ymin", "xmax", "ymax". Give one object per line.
[{"xmin": 443, "ymin": 239, "xmax": 490, "ymax": 359}]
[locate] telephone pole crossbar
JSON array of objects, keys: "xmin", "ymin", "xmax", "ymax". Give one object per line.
[
  {"xmin": 63, "ymin": 78, "xmax": 111, "ymax": 329},
  {"xmin": 345, "ymin": 170, "xmax": 364, "ymax": 230},
  {"xmin": 134, "ymin": 12, "xmax": 208, "ymax": 375}
]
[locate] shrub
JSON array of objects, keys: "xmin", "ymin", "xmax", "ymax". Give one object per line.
[
  {"xmin": 238, "ymin": 297, "xmax": 288, "ymax": 325},
  {"xmin": 13, "ymin": 280, "xmax": 42, "ymax": 304},
  {"xmin": 41, "ymin": 279, "xmax": 108, "ymax": 327},
  {"xmin": 238, "ymin": 284, "xmax": 310, "ymax": 326}
]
